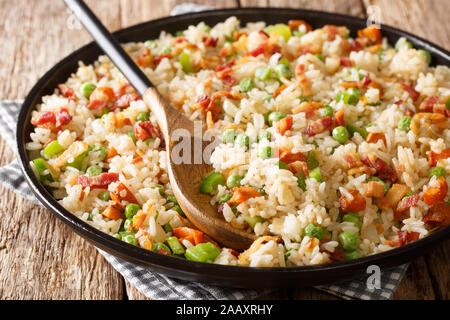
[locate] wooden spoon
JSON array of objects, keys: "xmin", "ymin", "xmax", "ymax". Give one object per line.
[{"xmin": 65, "ymin": 0, "xmax": 256, "ymax": 250}]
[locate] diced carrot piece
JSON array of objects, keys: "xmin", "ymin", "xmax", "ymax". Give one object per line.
[
  {"xmin": 378, "ymin": 184, "xmax": 410, "ymax": 211},
  {"xmin": 363, "ymin": 181, "xmax": 385, "ymax": 199},
  {"xmin": 428, "ymin": 149, "xmax": 450, "ymax": 167},
  {"xmin": 279, "ymin": 150, "xmax": 306, "ymax": 164},
  {"xmin": 102, "ymin": 203, "xmax": 124, "ymax": 220},
  {"xmin": 229, "ymin": 187, "xmax": 262, "ymax": 205},
  {"xmin": 357, "ymin": 25, "xmax": 382, "ymax": 45},
  {"xmin": 273, "ymin": 84, "xmax": 287, "ymax": 98},
  {"xmin": 109, "ymin": 182, "xmax": 138, "ymax": 205},
  {"xmin": 135, "ymin": 229, "xmax": 153, "ymax": 250},
  {"xmin": 276, "ymin": 116, "xmax": 293, "ymax": 135},
  {"xmin": 366, "ymin": 132, "xmax": 386, "ymax": 145},
  {"xmin": 288, "ymin": 19, "xmax": 312, "ymax": 31},
  {"xmin": 173, "ymin": 227, "xmax": 204, "ymax": 245},
  {"xmin": 105, "ymin": 147, "xmax": 119, "ymax": 161},
  {"xmin": 339, "ymin": 190, "xmax": 366, "ymax": 212},
  {"xmin": 88, "ymin": 86, "xmax": 115, "ymax": 112},
  {"xmin": 423, "ymin": 177, "xmax": 448, "ymax": 206},
  {"xmin": 132, "ymin": 210, "xmax": 147, "ymax": 231}
]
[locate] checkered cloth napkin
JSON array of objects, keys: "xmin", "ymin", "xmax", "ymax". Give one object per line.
[{"xmin": 0, "ymin": 3, "xmax": 414, "ymax": 301}]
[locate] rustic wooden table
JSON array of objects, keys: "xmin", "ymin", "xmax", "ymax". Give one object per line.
[{"xmin": 0, "ymin": 0, "xmax": 448, "ymax": 300}]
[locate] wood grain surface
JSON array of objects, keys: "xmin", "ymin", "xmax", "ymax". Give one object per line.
[{"xmin": 0, "ymin": 0, "xmax": 448, "ymax": 300}]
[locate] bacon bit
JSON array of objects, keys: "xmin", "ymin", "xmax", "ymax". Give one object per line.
[
  {"xmin": 135, "ymin": 229, "xmax": 152, "ymax": 250},
  {"xmin": 405, "ymin": 108, "xmax": 415, "ymax": 117},
  {"xmin": 339, "ymin": 190, "xmax": 367, "ymax": 212},
  {"xmin": 295, "ymin": 63, "xmax": 305, "ymax": 77},
  {"xmin": 102, "ymin": 203, "xmax": 124, "ymax": 221},
  {"xmin": 394, "ymin": 194, "xmax": 420, "ymax": 221},
  {"xmin": 203, "ymin": 36, "xmax": 219, "ymax": 47},
  {"xmin": 222, "ymin": 74, "xmax": 237, "ymax": 87},
  {"xmin": 361, "ymin": 155, "xmax": 397, "ymax": 183},
  {"xmin": 378, "ymin": 184, "xmax": 410, "ymax": 211},
  {"xmin": 109, "ymin": 181, "xmax": 138, "ymax": 205},
  {"xmin": 419, "ymin": 96, "xmax": 440, "ymax": 112},
  {"xmin": 357, "ymin": 25, "xmax": 382, "ymax": 46},
  {"xmin": 229, "ymin": 249, "xmax": 240, "ymax": 258},
  {"xmin": 433, "ymin": 103, "xmax": 447, "ymax": 116},
  {"xmin": 216, "ymin": 57, "xmax": 235, "ymax": 72},
  {"xmin": 334, "ymin": 108, "xmax": 346, "ymax": 127},
  {"xmin": 279, "ymin": 150, "xmax": 306, "ymax": 164},
  {"xmin": 328, "ymin": 248, "xmax": 346, "ymax": 262},
  {"xmin": 428, "ymin": 148, "xmax": 450, "ymax": 167},
  {"xmin": 349, "ymin": 39, "xmax": 364, "ymax": 52},
  {"xmin": 344, "ymin": 153, "xmax": 363, "ymax": 168},
  {"xmin": 258, "ymin": 30, "xmax": 270, "ymax": 38},
  {"xmin": 363, "ymin": 181, "xmax": 386, "ymax": 199},
  {"xmin": 400, "ymin": 83, "xmax": 420, "ymax": 101},
  {"xmin": 288, "ymin": 19, "xmax": 312, "ymax": 31},
  {"xmin": 173, "ymin": 227, "xmax": 204, "ymax": 246},
  {"xmin": 304, "ymin": 116, "xmax": 332, "ymax": 136},
  {"xmin": 135, "ymin": 46, "xmax": 153, "ymax": 67},
  {"xmin": 135, "ymin": 121, "xmax": 164, "ymax": 146},
  {"xmin": 77, "ymin": 172, "xmax": 119, "ymax": 189},
  {"xmin": 287, "ymin": 160, "xmax": 309, "ymax": 176},
  {"xmin": 366, "ymin": 132, "xmax": 386, "ymax": 145},
  {"xmin": 31, "ymin": 111, "xmax": 56, "ymax": 126},
  {"xmin": 276, "ymin": 116, "xmax": 293, "ymax": 135},
  {"xmin": 58, "ymin": 84, "xmax": 77, "ymax": 101},
  {"xmin": 273, "ymin": 84, "xmax": 287, "ymax": 98},
  {"xmin": 154, "ymin": 53, "xmax": 173, "ymax": 64},
  {"xmin": 55, "ymin": 108, "xmax": 72, "ymax": 127},
  {"xmin": 339, "ymin": 57, "xmax": 355, "ymax": 67},
  {"xmin": 338, "ymin": 81, "xmax": 363, "ymax": 89},
  {"xmin": 323, "ymin": 25, "xmax": 339, "ymax": 41},
  {"xmin": 292, "ymin": 101, "xmax": 324, "ymax": 119},
  {"xmin": 88, "ymin": 86, "xmax": 115, "ymax": 112},
  {"xmin": 132, "ymin": 157, "xmax": 143, "ymax": 164},
  {"xmin": 423, "ymin": 202, "xmax": 450, "ymax": 229},
  {"xmin": 111, "ymin": 93, "xmax": 141, "ymax": 110},
  {"xmin": 394, "ymin": 100, "xmax": 404, "ymax": 105},
  {"xmin": 423, "ymin": 176, "xmax": 448, "ymax": 206},
  {"xmin": 229, "ymin": 187, "xmax": 261, "ymax": 205},
  {"xmin": 247, "ymin": 41, "xmax": 281, "ymax": 57},
  {"xmin": 105, "ymin": 147, "xmax": 119, "ymax": 161}
]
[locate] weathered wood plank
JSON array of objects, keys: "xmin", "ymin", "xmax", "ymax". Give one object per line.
[
  {"xmin": 0, "ymin": 0, "xmax": 124, "ymax": 300},
  {"xmin": 240, "ymin": 0, "xmax": 366, "ymax": 17},
  {"xmin": 424, "ymin": 240, "xmax": 450, "ymax": 300}
]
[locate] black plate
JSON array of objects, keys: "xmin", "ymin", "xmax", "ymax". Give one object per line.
[{"xmin": 16, "ymin": 8, "xmax": 450, "ymax": 288}]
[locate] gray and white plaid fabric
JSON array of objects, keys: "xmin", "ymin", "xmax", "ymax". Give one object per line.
[{"xmin": 0, "ymin": 99, "xmax": 409, "ymax": 300}]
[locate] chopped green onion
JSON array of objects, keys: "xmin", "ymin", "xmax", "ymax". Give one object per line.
[
  {"xmin": 185, "ymin": 242, "xmax": 221, "ymax": 263},
  {"xmin": 43, "ymin": 140, "xmax": 64, "ymax": 157}
]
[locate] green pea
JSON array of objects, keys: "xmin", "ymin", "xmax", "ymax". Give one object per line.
[
  {"xmin": 202, "ymin": 25, "xmax": 211, "ymax": 33},
  {"xmin": 446, "ymin": 97, "xmax": 450, "ymax": 110},
  {"xmin": 257, "ymin": 130, "xmax": 271, "ymax": 142},
  {"xmin": 175, "ymin": 30, "xmax": 185, "ymax": 37},
  {"xmin": 136, "ymin": 112, "xmax": 150, "ymax": 122},
  {"xmin": 85, "ymin": 164, "xmax": 101, "ymax": 176},
  {"xmin": 274, "ymin": 63, "xmax": 292, "ymax": 79},
  {"xmin": 429, "ymin": 166, "xmax": 446, "ymax": 178},
  {"xmin": 32, "ymin": 158, "xmax": 53, "ymax": 182},
  {"xmin": 165, "ymin": 236, "xmax": 185, "ymax": 255},
  {"xmin": 92, "ymin": 146, "xmax": 107, "ymax": 161},
  {"xmin": 417, "ymin": 49, "xmax": 431, "ymax": 64},
  {"xmin": 128, "ymin": 130, "xmax": 137, "ymax": 143},
  {"xmin": 318, "ymin": 105, "xmax": 334, "ymax": 118},
  {"xmin": 200, "ymin": 171, "xmax": 225, "ymax": 195},
  {"xmin": 179, "ymin": 51, "xmax": 195, "ymax": 73},
  {"xmin": 332, "ymin": 126, "xmax": 349, "ymax": 144},
  {"xmin": 80, "ymin": 82, "xmax": 97, "ymax": 98},
  {"xmin": 123, "ymin": 218, "xmax": 133, "ymax": 231},
  {"xmin": 155, "ymin": 184, "xmax": 165, "ymax": 196},
  {"xmin": 306, "ymin": 151, "xmax": 319, "ymax": 170},
  {"xmin": 309, "ymin": 167, "xmax": 323, "ymax": 182},
  {"xmin": 395, "ymin": 40, "xmax": 413, "ymax": 50},
  {"xmin": 235, "ymin": 134, "xmax": 250, "ymax": 150},
  {"xmin": 344, "ymin": 88, "xmax": 361, "ymax": 105},
  {"xmin": 338, "ymin": 231, "xmax": 360, "ymax": 251},
  {"xmin": 342, "ymin": 212, "xmax": 362, "ymax": 228},
  {"xmin": 218, "ymin": 193, "xmax": 232, "ymax": 204},
  {"xmin": 160, "ymin": 47, "xmax": 171, "ymax": 54},
  {"xmin": 43, "ymin": 140, "xmax": 64, "ymax": 157},
  {"xmin": 166, "ymin": 195, "xmax": 178, "ymax": 204},
  {"xmin": 255, "ymin": 67, "xmax": 271, "ymax": 81},
  {"xmin": 100, "ymin": 191, "xmax": 110, "ymax": 201},
  {"xmin": 314, "ymin": 53, "xmax": 325, "ymax": 62},
  {"xmin": 259, "ymin": 146, "xmax": 273, "ymax": 159},
  {"xmin": 242, "ymin": 214, "xmax": 265, "ymax": 230},
  {"xmin": 345, "ymin": 250, "xmax": 363, "ymax": 260},
  {"xmin": 367, "ymin": 176, "xmax": 389, "ymax": 194},
  {"xmin": 303, "ymin": 224, "xmax": 324, "ymax": 240},
  {"xmin": 185, "ymin": 242, "xmax": 221, "ymax": 263},
  {"xmin": 152, "ymin": 242, "xmax": 172, "ymax": 255},
  {"xmin": 114, "ymin": 233, "xmax": 123, "ymax": 240},
  {"xmin": 278, "ymin": 161, "xmax": 288, "ymax": 169},
  {"xmin": 222, "ymin": 129, "xmax": 237, "ymax": 144},
  {"xmin": 239, "ymin": 77, "xmax": 254, "ymax": 93},
  {"xmin": 267, "ymin": 111, "xmax": 286, "ymax": 126},
  {"xmin": 226, "ymin": 174, "xmax": 243, "ymax": 189},
  {"xmin": 171, "ymin": 204, "xmax": 185, "ymax": 217},
  {"xmin": 123, "ymin": 234, "xmax": 138, "ymax": 246},
  {"xmin": 296, "ymin": 176, "xmax": 306, "ymax": 191},
  {"xmin": 346, "ymin": 122, "xmax": 368, "ymax": 139},
  {"xmin": 398, "ymin": 116, "xmax": 412, "ymax": 131},
  {"xmin": 125, "ymin": 203, "xmax": 140, "ymax": 219}
]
